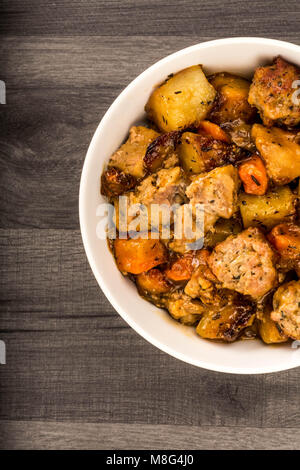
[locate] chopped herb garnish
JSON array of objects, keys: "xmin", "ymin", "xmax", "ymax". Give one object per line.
[{"xmin": 251, "ymin": 175, "xmax": 261, "ymax": 186}]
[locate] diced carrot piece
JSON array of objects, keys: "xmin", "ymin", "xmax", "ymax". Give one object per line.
[
  {"xmin": 165, "ymin": 252, "xmax": 200, "ymax": 282},
  {"xmin": 114, "ymin": 237, "xmax": 168, "ymax": 274},
  {"xmin": 268, "ymin": 223, "xmax": 300, "ymax": 260},
  {"xmin": 136, "ymin": 269, "xmax": 172, "ymax": 294},
  {"xmin": 238, "ymin": 154, "xmax": 268, "ymax": 195},
  {"xmin": 197, "ymin": 120, "xmax": 230, "ymax": 143}
]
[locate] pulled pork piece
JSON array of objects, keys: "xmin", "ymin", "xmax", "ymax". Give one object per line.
[
  {"xmin": 184, "ymin": 249, "xmax": 221, "ymax": 305},
  {"xmin": 114, "ymin": 166, "xmax": 186, "ymax": 234},
  {"xmin": 271, "ymin": 280, "xmax": 300, "ymax": 340},
  {"xmin": 133, "ymin": 166, "xmax": 186, "ymax": 207},
  {"xmin": 101, "ymin": 167, "xmax": 137, "ymax": 198},
  {"xmin": 108, "ymin": 126, "xmax": 159, "ymax": 179},
  {"xmin": 186, "ymin": 164, "xmax": 239, "ymax": 233},
  {"xmin": 165, "ymin": 292, "xmax": 205, "ymax": 326},
  {"xmin": 208, "ymin": 227, "xmax": 278, "ymax": 299},
  {"xmin": 248, "ymin": 56, "xmax": 300, "ymax": 128}
]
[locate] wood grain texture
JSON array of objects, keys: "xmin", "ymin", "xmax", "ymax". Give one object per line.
[
  {"xmin": 1, "ymin": 421, "xmax": 300, "ymax": 450},
  {"xmin": 1, "ymin": 230, "xmax": 300, "ymax": 431},
  {"xmin": 0, "ymin": 0, "xmax": 300, "ymax": 38},
  {"xmin": 1, "ymin": 0, "xmax": 300, "ymax": 451}
]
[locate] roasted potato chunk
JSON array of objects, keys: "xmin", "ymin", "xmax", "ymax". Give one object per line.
[
  {"xmin": 179, "ymin": 131, "xmax": 244, "ymax": 175},
  {"xmin": 204, "ymin": 217, "xmax": 242, "ymax": 248},
  {"xmin": 209, "ymin": 72, "xmax": 256, "ymax": 124},
  {"xmin": 101, "ymin": 167, "xmax": 136, "ymax": 198},
  {"xmin": 114, "ymin": 237, "xmax": 168, "ymax": 274},
  {"xmin": 145, "ymin": 65, "xmax": 216, "ymax": 132},
  {"xmin": 196, "ymin": 302, "xmax": 254, "ymax": 342},
  {"xmin": 251, "ymin": 124, "xmax": 300, "ymax": 185},
  {"xmin": 248, "ymin": 56, "xmax": 300, "ymax": 127},
  {"xmin": 179, "ymin": 132, "xmax": 207, "ymax": 174},
  {"xmin": 259, "ymin": 307, "xmax": 288, "ymax": 344},
  {"xmin": 108, "ymin": 126, "xmax": 159, "ymax": 179},
  {"xmin": 144, "ymin": 131, "xmax": 181, "ymax": 173},
  {"xmin": 239, "ymin": 186, "xmax": 296, "ymax": 230}
]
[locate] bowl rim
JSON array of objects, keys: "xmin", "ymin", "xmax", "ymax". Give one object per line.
[{"xmin": 79, "ymin": 37, "xmax": 300, "ymax": 374}]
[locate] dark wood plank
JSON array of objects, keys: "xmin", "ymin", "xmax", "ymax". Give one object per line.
[
  {"xmin": 1, "ymin": 421, "xmax": 300, "ymax": 450},
  {"xmin": 0, "ymin": 0, "xmax": 299, "ymax": 38},
  {"xmin": 1, "ymin": 229, "xmax": 300, "ymax": 428}
]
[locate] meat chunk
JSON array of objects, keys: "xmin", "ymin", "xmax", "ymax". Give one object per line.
[
  {"xmin": 143, "ymin": 131, "xmax": 181, "ymax": 173},
  {"xmin": 114, "ymin": 166, "xmax": 186, "ymax": 234},
  {"xmin": 271, "ymin": 280, "xmax": 300, "ymax": 340},
  {"xmin": 133, "ymin": 166, "xmax": 186, "ymax": 207},
  {"xmin": 108, "ymin": 126, "xmax": 159, "ymax": 179},
  {"xmin": 165, "ymin": 292, "xmax": 205, "ymax": 325},
  {"xmin": 222, "ymin": 119, "xmax": 256, "ymax": 152},
  {"xmin": 248, "ymin": 56, "xmax": 300, "ymax": 127},
  {"xmin": 101, "ymin": 167, "xmax": 137, "ymax": 198},
  {"xmin": 184, "ymin": 249, "xmax": 221, "ymax": 305},
  {"xmin": 186, "ymin": 165, "xmax": 239, "ymax": 233},
  {"xmin": 251, "ymin": 124, "xmax": 300, "ymax": 185},
  {"xmin": 208, "ymin": 227, "xmax": 278, "ymax": 299}
]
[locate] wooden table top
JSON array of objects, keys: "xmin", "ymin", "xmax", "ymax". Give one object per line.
[{"xmin": 1, "ymin": 0, "xmax": 300, "ymax": 450}]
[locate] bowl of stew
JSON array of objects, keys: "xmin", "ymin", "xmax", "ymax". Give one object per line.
[{"xmin": 79, "ymin": 37, "xmax": 300, "ymax": 374}]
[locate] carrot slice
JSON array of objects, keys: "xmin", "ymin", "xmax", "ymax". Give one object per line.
[
  {"xmin": 197, "ymin": 120, "xmax": 230, "ymax": 143},
  {"xmin": 165, "ymin": 253, "xmax": 198, "ymax": 282},
  {"xmin": 268, "ymin": 223, "xmax": 300, "ymax": 259},
  {"xmin": 238, "ymin": 154, "xmax": 268, "ymax": 195}
]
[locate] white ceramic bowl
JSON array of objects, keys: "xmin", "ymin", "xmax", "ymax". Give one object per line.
[{"xmin": 79, "ymin": 37, "xmax": 300, "ymax": 374}]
